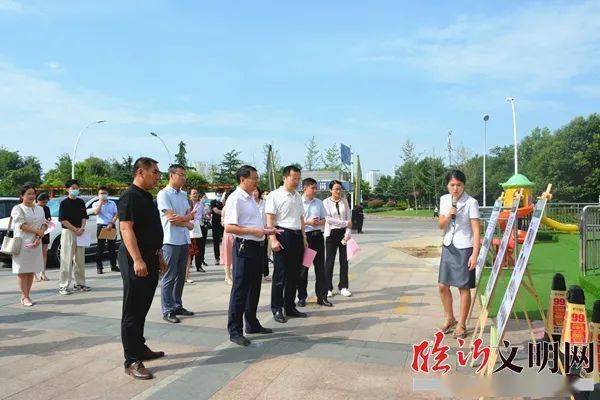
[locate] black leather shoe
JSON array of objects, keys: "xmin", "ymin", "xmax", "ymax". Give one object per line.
[
  {"xmin": 202, "ymin": 261, "xmax": 208, "ymax": 266},
  {"xmin": 246, "ymin": 326, "xmax": 273, "ymax": 334},
  {"xmin": 317, "ymin": 298, "xmax": 333, "ymax": 307},
  {"xmin": 125, "ymin": 361, "xmax": 153, "ymax": 380},
  {"xmin": 196, "ymin": 265, "xmax": 206, "ymax": 273},
  {"xmin": 286, "ymin": 309, "xmax": 308, "ymax": 318},
  {"xmin": 141, "ymin": 348, "xmax": 165, "ymax": 361},
  {"xmin": 163, "ymin": 312, "xmax": 180, "ymax": 323},
  {"xmin": 230, "ymin": 336, "xmax": 251, "ymax": 346},
  {"xmin": 273, "ymin": 310, "xmax": 287, "ymax": 323},
  {"xmin": 175, "ymin": 307, "xmax": 194, "ymax": 316},
  {"xmin": 297, "ymin": 299, "xmax": 306, "ymax": 307},
  {"xmin": 97, "ymin": 268, "xmax": 103, "ymax": 275},
  {"xmin": 111, "ymin": 266, "xmax": 120, "ymax": 272}
]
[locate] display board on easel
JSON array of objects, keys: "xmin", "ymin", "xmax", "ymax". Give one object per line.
[
  {"xmin": 471, "ymin": 190, "xmax": 522, "ymax": 338},
  {"xmin": 485, "ymin": 185, "xmax": 553, "ymax": 374}
]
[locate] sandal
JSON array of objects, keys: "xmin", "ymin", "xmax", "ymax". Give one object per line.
[
  {"xmin": 453, "ymin": 324, "xmax": 467, "ymax": 339},
  {"xmin": 440, "ymin": 318, "xmax": 458, "ymax": 334},
  {"xmin": 21, "ymin": 298, "xmax": 33, "ymax": 307}
]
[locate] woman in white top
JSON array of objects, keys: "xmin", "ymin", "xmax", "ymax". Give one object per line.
[
  {"xmin": 11, "ymin": 184, "xmax": 48, "ymax": 306},
  {"xmin": 437, "ymin": 170, "xmax": 480, "ymax": 338},
  {"xmin": 323, "ymin": 180, "xmax": 353, "ymax": 297},
  {"xmin": 220, "ymin": 189, "xmax": 236, "ymax": 285}
]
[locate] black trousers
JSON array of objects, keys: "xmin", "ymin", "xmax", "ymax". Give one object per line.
[
  {"xmin": 227, "ymin": 238, "xmax": 264, "ymax": 337},
  {"xmin": 195, "ymin": 225, "xmax": 208, "ymax": 266},
  {"xmin": 212, "ymin": 224, "xmax": 223, "ymax": 260},
  {"xmin": 356, "ymin": 216, "xmax": 364, "ymax": 233},
  {"xmin": 263, "ymin": 238, "xmax": 269, "ymax": 277},
  {"xmin": 118, "ymin": 245, "xmax": 159, "ymax": 367},
  {"xmin": 96, "ymin": 224, "xmax": 117, "ymax": 269},
  {"xmin": 298, "ymin": 230, "xmax": 327, "ymax": 300},
  {"xmin": 271, "ymin": 228, "xmax": 303, "ymax": 313},
  {"xmin": 325, "ymin": 228, "xmax": 349, "ymax": 291}
]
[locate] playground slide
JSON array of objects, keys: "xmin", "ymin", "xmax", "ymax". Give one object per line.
[{"xmin": 541, "ymin": 216, "xmax": 579, "ymax": 233}]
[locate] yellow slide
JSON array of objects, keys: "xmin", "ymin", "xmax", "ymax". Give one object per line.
[{"xmin": 541, "ymin": 216, "xmax": 579, "ymax": 233}]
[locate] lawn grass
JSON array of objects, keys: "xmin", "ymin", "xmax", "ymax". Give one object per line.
[
  {"xmin": 365, "ymin": 209, "xmax": 434, "ymax": 218},
  {"xmin": 479, "ymin": 233, "xmax": 599, "ymax": 320}
]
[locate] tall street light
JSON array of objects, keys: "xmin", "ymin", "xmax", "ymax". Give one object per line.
[
  {"xmin": 72, "ymin": 120, "xmax": 106, "ymax": 179},
  {"xmin": 506, "ymin": 97, "xmax": 518, "ymax": 174},
  {"xmin": 149, "ymin": 132, "xmax": 172, "ymax": 164},
  {"xmin": 483, "ymin": 114, "xmax": 490, "ymax": 207}
]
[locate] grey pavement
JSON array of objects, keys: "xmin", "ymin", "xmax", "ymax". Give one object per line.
[{"xmin": 0, "ymin": 217, "xmax": 560, "ymax": 399}]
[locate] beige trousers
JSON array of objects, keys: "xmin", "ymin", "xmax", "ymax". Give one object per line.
[{"xmin": 59, "ymin": 229, "xmax": 86, "ymax": 288}]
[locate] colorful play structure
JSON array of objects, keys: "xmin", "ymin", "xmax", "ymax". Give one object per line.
[{"xmin": 494, "ymin": 173, "xmax": 579, "ymax": 266}]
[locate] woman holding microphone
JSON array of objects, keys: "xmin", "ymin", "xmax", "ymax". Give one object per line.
[{"xmin": 437, "ymin": 170, "xmax": 480, "ymax": 338}]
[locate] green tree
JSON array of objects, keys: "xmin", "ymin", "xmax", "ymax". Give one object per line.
[
  {"xmin": 304, "ymin": 136, "xmax": 321, "ymax": 170},
  {"xmin": 215, "ymin": 150, "xmax": 243, "ymax": 185},
  {"xmin": 0, "ymin": 148, "xmax": 42, "ymax": 195},
  {"xmin": 175, "ymin": 141, "xmax": 189, "ymax": 168},
  {"xmin": 185, "ymin": 171, "xmax": 209, "ymax": 191},
  {"xmin": 42, "ymin": 153, "xmax": 72, "ymax": 187},
  {"xmin": 322, "ymin": 144, "xmax": 341, "ymax": 170}
]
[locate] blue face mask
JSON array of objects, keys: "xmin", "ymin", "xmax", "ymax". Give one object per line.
[{"xmin": 70, "ymin": 189, "xmax": 80, "ymax": 197}]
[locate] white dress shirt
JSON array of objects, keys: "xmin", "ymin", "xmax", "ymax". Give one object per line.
[
  {"xmin": 323, "ymin": 196, "xmax": 352, "ymax": 238},
  {"xmin": 224, "ymin": 187, "xmax": 266, "ymax": 241},
  {"xmin": 440, "ymin": 192, "xmax": 480, "ymax": 249},
  {"xmin": 264, "ymin": 186, "xmax": 303, "ymax": 230}
]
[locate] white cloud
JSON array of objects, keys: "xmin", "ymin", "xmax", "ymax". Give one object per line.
[
  {"xmin": 0, "ymin": 0, "xmax": 23, "ymax": 12},
  {"xmin": 357, "ymin": 2, "xmax": 600, "ymax": 93},
  {"xmin": 45, "ymin": 61, "xmax": 65, "ymax": 72}
]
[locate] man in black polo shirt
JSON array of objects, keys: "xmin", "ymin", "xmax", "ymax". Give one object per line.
[
  {"xmin": 118, "ymin": 157, "xmax": 167, "ymax": 380},
  {"xmin": 58, "ymin": 179, "xmax": 90, "ymax": 295},
  {"xmin": 210, "ymin": 191, "xmax": 224, "ymax": 264}
]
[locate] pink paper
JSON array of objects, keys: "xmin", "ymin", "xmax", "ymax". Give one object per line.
[
  {"xmin": 346, "ymin": 238, "xmax": 360, "ymax": 260},
  {"xmin": 44, "ymin": 220, "xmax": 56, "ymax": 235},
  {"xmin": 302, "ymin": 248, "xmax": 317, "ymax": 268}
]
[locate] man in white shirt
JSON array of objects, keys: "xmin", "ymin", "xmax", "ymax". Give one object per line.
[
  {"xmin": 265, "ymin": 165, "xmax": 309, "ymax": 323},
  {"xmin": 224, "ymin": 165, "xmax": 278, "ymax": 346},
  {"xmin": 298, "ymin": 177, "xmax": 332, "ymax": 307},
  {"xmin": 92, "ymin": 186, "xmax": 119, "ymax": 274},
  {"xmin": 156, "ymin": 164, "xmax": 196, "ymax": 324}
]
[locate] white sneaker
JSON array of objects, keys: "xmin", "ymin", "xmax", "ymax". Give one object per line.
[
  {"xmin": 340, "ymin": 288, "xmax": 352, "ymax": 297},
  {"xmin": 185, "ymin": 279, "xmax": 194, "ymax": 284},
  {"xmin": 58, "ymin": 287, "xmax": 72, "ymax": 295},
  {"xmin": 327, "ymin": 290, "xmax": 333, "ymax": 297}
]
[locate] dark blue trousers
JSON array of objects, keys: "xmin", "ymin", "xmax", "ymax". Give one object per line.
[{"xmin": 227, "ymin": 238, "xmax": 264, "ymax": 338}]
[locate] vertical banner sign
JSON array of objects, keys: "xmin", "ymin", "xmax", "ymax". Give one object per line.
[
  {"xmin": 475, "ymin": 197, "xmax": 503, "ymax": 285},
  {"xmin": 482, "ymin": 192, "xmax": 521, "ymax": 310},
  {"xmin": 340, "ymin": 144, "xmax": 351, "ymax": 166},
  {"xmin": 548, "ymin": 290, "xmax": 567, "ymax": 336},
  {"xmin": 495, "ymin": 198, "xmax": 548, "ymax": 344}
]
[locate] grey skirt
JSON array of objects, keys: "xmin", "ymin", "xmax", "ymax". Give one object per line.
[{"xmin": 438, "ymin": 243, "xmax": 475, "ymax": 289}]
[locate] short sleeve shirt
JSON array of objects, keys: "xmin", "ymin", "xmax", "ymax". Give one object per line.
[
  {"xmin": 302, "ymin": 196, "xmax": 327, "ymax": 232},
  {"xmin": 440, "ymin": 193, "xmax": 480, "ymax": 249},
  {"xmin": 156, "ymin": 186, "xmax": 191, "ymax": 245},
  {"xmin": 264, "ymin": 187, "xmax": 303, "ymax": 230},
  {"xmin": 91, "ymin": 200, "xmax": 118, "ymax": 225},
  {"xmin": 58, "ymin": 197, "xmax": 88, "ymax": 228},
  {"xmin": 223, "ymin": 187, "xmax": 265, "ymax": 241},
  {"xmin": 118, "ymin": 184, "xmax": 164, "ymax": 256}
]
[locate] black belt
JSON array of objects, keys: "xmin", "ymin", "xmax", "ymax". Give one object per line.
[
  {"xmin": 235, "ymin": 237, "xmax": 265, "ymax": 247},
  {"xmin": 277, "ymin": 226, "xmax": 303, "ymax": 235},
  {"xmin": 306, "ymin": 230, "xmax": 323, "ymax": 236}
]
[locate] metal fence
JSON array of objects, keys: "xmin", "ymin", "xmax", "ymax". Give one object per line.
[{"xmin": 581, "ymin": 205, "xmax": 600, "ymax": 276}]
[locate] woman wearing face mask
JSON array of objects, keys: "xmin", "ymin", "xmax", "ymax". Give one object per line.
[
  {"xmin": 437, "ymin": 170, "xmax": 480, "ymax": 339},
  {"xmin": 35, "ymin": 192, "xmax": 52, "ymax": 281},
  {"xmin": 11, "ymin": 184, "xmax": 47, "ymax": 306},
  {"xmin": 186, "ymin": 188, "xmax": 206, "ymax": 283}
]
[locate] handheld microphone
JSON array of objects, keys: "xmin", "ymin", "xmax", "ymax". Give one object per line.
[{"xmin": 451, "ymin": 196, "xmax": 457, "ymax": 220}]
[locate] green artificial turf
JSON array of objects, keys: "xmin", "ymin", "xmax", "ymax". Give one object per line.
[{"xmin": 479, "ymin": 233, "xmax": 599, "ymax": 320}]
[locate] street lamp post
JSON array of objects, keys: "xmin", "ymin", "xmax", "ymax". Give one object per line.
[
  {"xmin": 506, "ymin": 97, "xmax": 518, "ymax": 174},
  {"xmin": 72, "ymin": 120, "xmax": 106, "ymax": 179},
  {"xmin": 149, "ymin": 132, "xmax": 172, "ymax": 164},
  {"xmin": 483, "ymin": 114, "xmax": 489, "ymax": 207}
]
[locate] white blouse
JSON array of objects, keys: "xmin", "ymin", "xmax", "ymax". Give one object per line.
[{"xmin": 323, "ymin": 196, "xmax": 352, "ymax": 238}]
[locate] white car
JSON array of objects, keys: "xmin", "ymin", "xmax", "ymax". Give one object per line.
[{"xmin": 0, "ymin": 195, "xmax": 121, "ymax": 267}]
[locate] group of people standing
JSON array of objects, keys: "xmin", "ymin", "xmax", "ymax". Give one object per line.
[{"xmin": 115, "ymin": 159, "xmax": 355, "ymax": 379}]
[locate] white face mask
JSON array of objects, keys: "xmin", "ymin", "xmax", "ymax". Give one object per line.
[{"xmin": 99, "ymin": 193, "xmax": 108, "ymax": 201}]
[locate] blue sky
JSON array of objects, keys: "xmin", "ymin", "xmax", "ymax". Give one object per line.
[{"xmin": 1, "ymin": 1, "xmax": 599, "ymax": 175}]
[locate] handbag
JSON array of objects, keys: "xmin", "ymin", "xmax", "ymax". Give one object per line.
[
  {"xmin": 190, "ymin": 220, "xmax": 204, "ymax": 239},
  {"xmin": 1, "ymin": 207, "xmax": 22, "ymax": 256}
]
